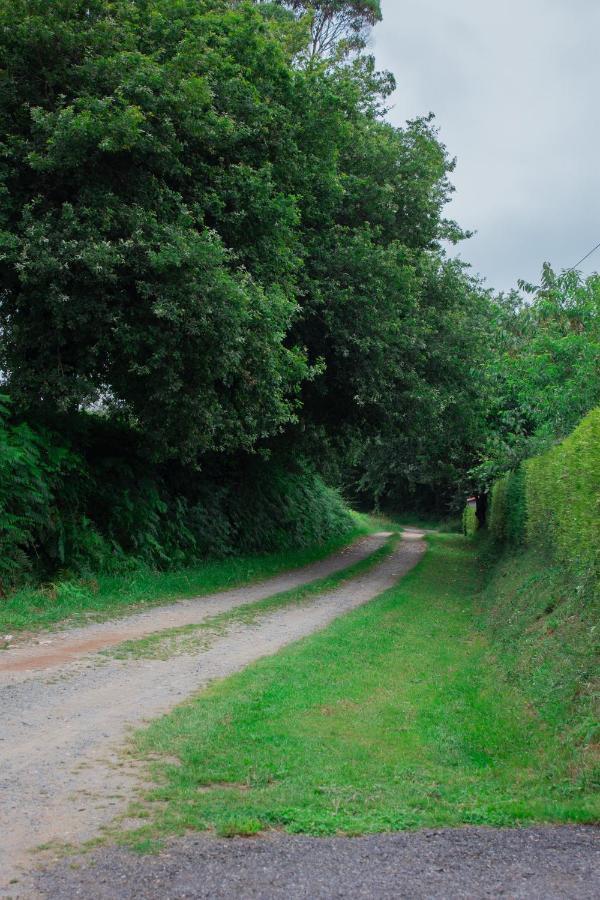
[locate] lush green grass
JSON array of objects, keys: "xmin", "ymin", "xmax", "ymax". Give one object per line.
[
  {"xmin": 476, "ymin": 535, "xmax": 599, "ymax": 778},
  {"xmin": 0, "ymin": 515, "xmax": 375, "ymax": 636},
  {"xmin": 125, "ymin": 534, "xmax": 598, "ymax": 843}
]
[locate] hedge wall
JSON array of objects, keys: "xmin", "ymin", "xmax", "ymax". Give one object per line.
[
  {"xmin": 525, "ymin": 408, "xmax": 599, "ymax": 584},
  {"xmin": 488, "ymin": 468, "xmax": 526, "ymax": 546},
  {"xmin": 462, "ymin": 503, "xmax": 478, "ymax": 537},
  {"xmin": 484, "ymin": 408, "xmax": 600, "ymax": 587}
]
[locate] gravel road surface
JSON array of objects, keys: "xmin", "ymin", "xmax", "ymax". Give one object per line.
[
  {"xmin": 0, "ymin": 533, "xmax": 393, "ymax": 678},
  {"xmin": 28, "ymin": 827, "xmax": 599, "ymax": 899},
  {"xmin": 0, "ymin": 533, "xmax": 425, "ymax": 896}
]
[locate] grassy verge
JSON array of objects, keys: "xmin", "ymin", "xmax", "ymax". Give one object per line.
[
  {"xmin": 107, "ymin": 533, "xmax": 399, "ymax": 661},
  {"xmin": 0, "ymin": 514, "xmax": 376, "ymax": 636},
  {"xmin": 124, "ymin": 533, "xmax": 598, "ymax": 844},
  {"xmin": 475, "ymin": 535, "xmax": 599, "ymax": 776}
]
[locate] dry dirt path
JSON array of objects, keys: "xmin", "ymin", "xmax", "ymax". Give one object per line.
[{"xmin": 0, "ymin": 532, "xmax": 426, "ymax": 897}]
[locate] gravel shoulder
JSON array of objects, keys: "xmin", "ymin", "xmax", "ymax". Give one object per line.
[
  {"xmin": 29, "ymin": 827, "xmax": 600, "ymax": 900},
  {"xmin": 0, "ymin": 533, "xmax": 424, "ymax": 896}
]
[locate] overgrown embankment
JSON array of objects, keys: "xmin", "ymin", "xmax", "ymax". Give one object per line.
[
  {"xmin": 475, "ymin": 408, "xmax": 599, "ymax": 778},
  {"xmin": 0, "ymin": 400, "xmax": 360, "ymax": 597}
]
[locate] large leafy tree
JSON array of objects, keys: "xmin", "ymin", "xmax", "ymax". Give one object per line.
[
  {"xmin": 0, "ymin": 0, "xmax": 491, "ymax": 513},
  {"xmin": 0, "ymin": 0, "xmax": 309, "ymax": 461},
  {"xmin": 277, "ymin": 58, "xmax": 484, "ymax": 506},
  {"xmin": 473, "ymin": 266, "xmax": 600, "ymax": 486}
]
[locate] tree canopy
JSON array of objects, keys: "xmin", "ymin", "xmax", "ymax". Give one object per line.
[
  {"xmin": 472, "ymin": 266, "xmax": 600, "ymax": 487},
  {"xmin": 1, "ymin": 0, "xmax": 597, "ymax": 588},
  {"xmin": 256, "ymin": 1, "xmax": 382, "ymax": 59},
  {"xmin": 0, "ymin": 0, "xmax": 480, "ymax": 485}
]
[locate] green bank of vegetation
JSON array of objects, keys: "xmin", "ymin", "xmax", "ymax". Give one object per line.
[
  {"xmin": 476, "ymin": 409, "xmax": 599, "ymax": 776},
  {"xmin": 123, "ymin": 533, "xmax": 596, "ymax": 844}
]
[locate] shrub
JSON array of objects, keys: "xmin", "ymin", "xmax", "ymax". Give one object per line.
[
  {"xmin": 0, "ymin": 401, "xmax": 355, "ymax": 590},
  {"xmin": 504, "ymin": 467, "xmax": 527, "ymax": 545},
  {"xmin": 488, "ymin": 476, "xmax": 508, "ymax": 543},
  {"xmin": 0, "ymin": 397, "xmax": 88, "ymax": 591},
  {"xmin": 487, "ymin": 407, "xmax": 599, "ymax": 589},
  {"xmin": 488, "ymin": 469, "xmax": 527, "ymax": 546}
]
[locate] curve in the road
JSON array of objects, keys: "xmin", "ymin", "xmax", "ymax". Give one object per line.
[
  {"xmin": 0, "ymin": 532, "xmax": 393, "ymax": 677},
  {"xmin": 0, "ymin": 533, "xmax": 426, "ymax": 895}
]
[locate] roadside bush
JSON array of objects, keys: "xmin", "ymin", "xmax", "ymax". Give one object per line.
[
  {"xmin": 0, "ymin": 397, "xmax": 90, "ymax": 592},
  {"xmin": 488, "ymin": 468, "xmax": 526, "ymax": 546},
  {"xmin": 233, "ymin": 463, "xmax": 354, "ymax": 554},
  {"xmin": 478, "ymin": 411, "xmax": 599, "ymax": 773},
  {"xmin": 488, "ymin": 476, "xmax": 508, "ymax": 543},
  {"xmin": 0, "ymin": 403, "xmax": 355, "ymax": 591},
  {"xmin": 486, "ymin": 408, "xmax": 599, "ymax": 589}
]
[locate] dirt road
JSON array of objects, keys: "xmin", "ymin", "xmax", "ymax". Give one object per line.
[
  {"xmin": 0, "ymin": 532, "xmax": 426, "ymax": 895},
  {"xmin": 0, "ymin": 532, "xmax": 392, "ymax": 678}
]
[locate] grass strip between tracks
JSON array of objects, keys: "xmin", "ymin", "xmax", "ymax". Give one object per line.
[
  {"xmin": 0, "ymin": 515, "xmax": 381, "ymax": 637},
  {"xmin": 106, "ymin": 533, "xmax": 400, "ymax": 660}
]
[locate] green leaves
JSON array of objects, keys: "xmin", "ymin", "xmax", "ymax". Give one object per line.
[
  {"xmin": 0, "ymin": 0, "xmax": 309, "ymax": 462},
  {"xmin": 0, "ymin": 397, "xmax": 84, "ymax": 590},
  {"xmin": 487, "ymin": 407, "xmax": 599, "ymax": 601},
  {"xmin": 269, "ymin": 1, "xmax": 383, "ymax": 59},
  {"xmin": 0, "ymin": 0, "xmax": 501, "ymax": 578},
  {"xmin": 475, "ymin": 268, "xmax": 600, "ymax": 487},
  {"xmin": 28, "ymin": 99, "xmax": 148, "ymax": 171}
]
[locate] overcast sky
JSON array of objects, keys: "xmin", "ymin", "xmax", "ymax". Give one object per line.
[{"xmin": 371, "ymin": 0, "xmax": 600, "ymax": 293}]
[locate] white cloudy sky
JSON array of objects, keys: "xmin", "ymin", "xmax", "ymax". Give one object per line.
[{"xmin": 371, "ymin": 0, "xmax": 600, "ymax": 292}]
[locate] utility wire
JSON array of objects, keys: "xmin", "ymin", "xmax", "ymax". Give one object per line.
[{"xmin": 566, "ymin": 239, "xmax": 600, "ymax": 272}]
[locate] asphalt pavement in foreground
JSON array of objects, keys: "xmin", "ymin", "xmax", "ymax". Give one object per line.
[{"xmin": 26, "ymin": 826, "xmax": 599, "ymax": 899}]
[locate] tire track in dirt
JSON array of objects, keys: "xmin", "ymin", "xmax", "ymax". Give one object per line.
[{"xmin": 0, "ymin": 533, "xmax": 391, "ymax": 678}]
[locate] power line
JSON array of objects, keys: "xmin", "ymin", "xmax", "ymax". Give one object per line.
[{"xmin": 566, "ymin": 239, "xmax": 600, "ymax": 272}]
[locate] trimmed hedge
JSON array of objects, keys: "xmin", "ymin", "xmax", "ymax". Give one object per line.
[
  {"xmin": 488, "ymin": 468, "xmax": 526, "ymax": 546},
  {"xmin": 484, "ymin": 408, "xmax": 600, "ymax": 587},
  {"xmin": 525, "ymin": 408, "xmax": 599, "ymax": 585},
  {"xmin": 462, "ymin": 503, "xmax": 478, "ymax": 537}
]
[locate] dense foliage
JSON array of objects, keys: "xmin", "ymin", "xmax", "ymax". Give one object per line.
[
  {"xmin": 267, "ymin": 1, "xmax": 382, "ymax": 58},
  {"xmin": 487, "ymin": 408, "xmax": 600, "ymax": 591},
  {"xmin": 474, "ymin": 267, "xmax": 600, "ymax": 487},
  {"xmin": 480, "ymin": 413, "xmax": 599, "ymax": 774},
  {"xmin": 0, "ymin": 395, "xmax": 354, "ymax": 592},
  {"xmin": 0, "ymin": 0, "xmax": 496, "ymax": 586},
  {"xmin": 525, "ymin": 408, "xmax": 599, "ymax": 587},
  {"xmin": 0, "ymin": 0, "xmax": 597, "ymax": 591}
]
